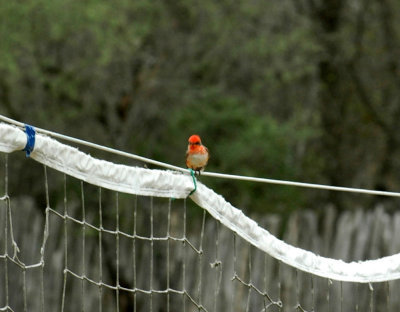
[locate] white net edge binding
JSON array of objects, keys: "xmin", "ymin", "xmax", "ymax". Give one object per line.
[{"xmin": 1, "ymin": 121, "xmax": 400, "ymax": 283}]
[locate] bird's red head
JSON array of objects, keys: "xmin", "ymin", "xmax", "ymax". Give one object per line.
[{"xmin": 188, "ymin": 134, "xmax": 202, "ymax": 145}]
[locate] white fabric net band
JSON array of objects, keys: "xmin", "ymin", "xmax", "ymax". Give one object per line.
[{"xmin": 1, "ymin": 122, "xmax": 399, "ymax": 283}]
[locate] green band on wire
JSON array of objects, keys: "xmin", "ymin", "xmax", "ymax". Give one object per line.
[{"xmin": 188, "ymin": 169, "xmax": 197, "ymax": 196}]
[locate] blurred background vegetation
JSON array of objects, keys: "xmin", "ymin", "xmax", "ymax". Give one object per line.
[
  {"xmin": 1, "ymin": 0, "xmax": 400, "ymax": 214},
  {"xmin": 2, "ymin": 1, "xmax": 400, "ymax": 310}
]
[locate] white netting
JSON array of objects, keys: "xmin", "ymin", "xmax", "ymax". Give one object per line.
[
  {"xmin": 2, "ymin": 121, "xmax": 400, "ymax": 312},
  {"xmin": 1, "ymin": 122, "xmax": 400, "ymax": 283}
]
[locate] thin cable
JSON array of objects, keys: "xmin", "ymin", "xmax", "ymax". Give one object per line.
[
  {"xmin": 0, "ymin": 115, "xmax": 183, "ymax": 172},
  {"xmin": 202, "ymin": 171, "xmax": 400, "ymax": 198},
  {"xmin": 2, "ymin": 114, "xmax": 400, "ymax": 198}
]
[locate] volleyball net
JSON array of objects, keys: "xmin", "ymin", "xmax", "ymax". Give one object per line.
[{"xmin": 1, "ymin": 119, "xmax": 400, "ymax": 311}]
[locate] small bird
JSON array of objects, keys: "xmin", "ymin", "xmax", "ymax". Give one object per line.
[{"xmin": 186, "ymin": 134, "xmax": 209, "ymax": 174}]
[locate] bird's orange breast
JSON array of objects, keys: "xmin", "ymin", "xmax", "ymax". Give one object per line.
[{"xmin": 186, "ymin": 145, "xmax": 209, "ymax": 171}]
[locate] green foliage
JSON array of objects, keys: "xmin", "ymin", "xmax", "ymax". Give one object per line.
[
  {"xmin": 165, "ymin": 88, "xmax": 314, "ymax": 212},
  {"xmin": 1, "ymin": 0, "xmax": 400, "ymax": 213}
]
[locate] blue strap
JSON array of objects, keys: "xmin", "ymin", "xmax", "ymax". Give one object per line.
[{"xmin": 23, "ymin": 124, "xmax": 36, "ymax": 157}]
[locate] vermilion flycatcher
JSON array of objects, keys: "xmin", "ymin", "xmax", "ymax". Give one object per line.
[{"xmin": 186, "ymin": 134, "xmax": 209, "ymax": 173}]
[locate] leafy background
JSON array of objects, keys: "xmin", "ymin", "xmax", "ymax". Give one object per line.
[
  {"xmin": 1, "ymin": 0, "xmax": 400, "ymax": 213},
  {"xmin": 2, "ymin": 1, "xmax": 400, "ymax": 311}
]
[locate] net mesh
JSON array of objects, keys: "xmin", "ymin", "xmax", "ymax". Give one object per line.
[{"xmin": 1, "ymin": 147, "xmax": 400, "ymax": 311}]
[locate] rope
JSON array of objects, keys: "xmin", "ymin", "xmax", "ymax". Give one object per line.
[
  {"xmin": 188, "ymin": 169, "xmax": 197, "ymax": 196},
  {"xmin": 1, "ymin": 114, "xmax": 400, "ymax": 198}
]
